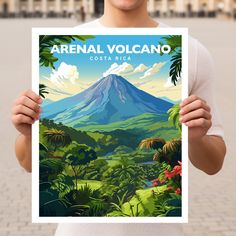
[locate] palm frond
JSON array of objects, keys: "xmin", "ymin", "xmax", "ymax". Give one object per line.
[
  {"xmin": 169, "ymin": 51, "xmax": 182, "ymax": 86},
  {"xmin": 160, "ymin": 35, "xmax": 182, "ymax": 86},
  {"xmin": 139, "ymin": 138, "xmax": 166, "ymax": 150},
  {"xmin": 167, "ymin": 104, "xmax": 181, "ymax": 131},
  {"xmin": 162, "ymin": 35, "xmax": 182, "ymax": 54},
  {"xmin": 39, "ymin": 35, "xmax": 95, "ymax": 69},
  {"xmin": 39, "ymin": 83, "xmax": 49, "ymax": 98}
]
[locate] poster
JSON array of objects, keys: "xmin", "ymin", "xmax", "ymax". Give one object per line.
[{"xmin": 32, "ymin": 28, "xmax": 188, "ymax": 223}]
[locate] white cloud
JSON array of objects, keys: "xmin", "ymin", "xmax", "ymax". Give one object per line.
[
  {"xmin": 140, "ymin": 62, "xmax": 166, "ymax": 79},
  {"xmin": 49, "ymin": 62, "xmax": 79, "ymax": 86},
  {"xmin": 133, "ymin": 64, "xmax": 148, "ymax": 73},
  {"xmin": 103, "ymin": 63, "xmax": 119, "ymax": 77},
  {"xmin": 103, "ymin": 62, "xmax": 134, "ymax": 77}
]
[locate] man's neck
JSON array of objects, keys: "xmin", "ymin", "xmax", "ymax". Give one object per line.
[{"xmin": 100, "ymin": 2, "xmax": 158, "ymax": 28}]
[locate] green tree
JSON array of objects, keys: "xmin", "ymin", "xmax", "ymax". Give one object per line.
[{"xmin": 63, "ymin": 144, "xmax": 97, "ymax": 190}]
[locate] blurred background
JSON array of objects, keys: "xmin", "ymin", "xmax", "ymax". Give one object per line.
[
  {"xmin": 0, "ymin": 0, "xmax": 236, "ymax": 20},
  {"xmin": 0, "ymin": 0, "xmax": 236, "ymax": 236}
]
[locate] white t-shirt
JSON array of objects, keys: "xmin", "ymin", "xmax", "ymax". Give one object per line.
[{"xmin": 55, "ymin": 18, "xmax": 224, "ymax": 236}]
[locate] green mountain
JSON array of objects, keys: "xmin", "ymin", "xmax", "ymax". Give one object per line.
[{"xmin": 78, "ymin": 113, "xmax": 179, "ymax": 141}]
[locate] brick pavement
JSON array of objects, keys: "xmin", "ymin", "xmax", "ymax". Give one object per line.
[{"xmin": 0, "ymin": 18, "xmax": 235, "ymax": 236}]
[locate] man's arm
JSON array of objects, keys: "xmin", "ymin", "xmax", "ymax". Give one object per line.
[
  {"xmin": 12, "ymin": 90, "xmax": 42, "ymax": 173},
  {"xmin": 189, "ymin": 135, "xmax": 226, "ymax": 175},
  {"xmin": 180, "ymin": 95, "xmax": 226, "ymax": 175},
  {"xmin": 15, "ymin": 134, "xmax": 32, "ymax": 172}
]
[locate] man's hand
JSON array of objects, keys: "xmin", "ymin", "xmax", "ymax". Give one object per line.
[
  {"xmin": 12, "ymin": 89, "xmax": 42, "ymax": 172},
  {"xmin": 12, "ymin": 89, "xmax": 42, "ymax": 137},
  {"xmin": 179, "ymin": 95, "xmax": 212, "ymax": 143},
  {"xmin": 179, "ymin": 95, "xmax": 226, "ymax": 175}
]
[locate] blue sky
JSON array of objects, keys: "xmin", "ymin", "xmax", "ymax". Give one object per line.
[{"xmin": 40, "ymin": 34, "xmax": 181, "ymax": 102}]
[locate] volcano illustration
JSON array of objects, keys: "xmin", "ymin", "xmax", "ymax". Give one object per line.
[{"xmin": 41, "ymin": 74, "xmax": 173, "ymax": 127}]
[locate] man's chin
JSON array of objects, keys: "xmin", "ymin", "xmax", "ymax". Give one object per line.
[{"xmin": 110, "ymin": 0, "xmax": 144, "ymax": 11}]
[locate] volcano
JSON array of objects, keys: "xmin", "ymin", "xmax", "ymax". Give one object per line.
[{"xmin": 41, "ymin": 74, "xmax": 173, "ymax": 127}]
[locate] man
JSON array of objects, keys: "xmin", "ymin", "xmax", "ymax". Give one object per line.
[{"xmin": 12, "ymin": 0, "xmax": 226, "ymax": 235}]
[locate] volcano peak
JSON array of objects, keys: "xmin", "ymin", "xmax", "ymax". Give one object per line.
[{"xmin": 42, "ymin": 74, "xmax": 173, "ymax": 127}]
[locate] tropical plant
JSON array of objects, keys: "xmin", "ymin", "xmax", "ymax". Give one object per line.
[
  {"xmin": 41, "ymin": 119, "xmax": 97, "ymax": 148},
  {"xmin": 63, "ymin": 144, "xmax": 97, "ymax": 165},
  {"xmin": 43, "ymin": 129, "xmax": 72, "ymax": 152},
  {"xmin": 139, "ymin": 137, "xmax": 166, "ymax": 150},
  {"xmin": 65, "ymin": 204, "xmax": 90, "ymax": 216},
  {"xmin": 151, "ymin": 170, "xmax": 182, "ymax": 217},
  {"xmin": 64, "ymin": 183, "xmax": 107, "ymax": 216},
  {"xmin": 39, "ymin": 83, "xmax": 49, "ymax": 98},
  {"xmin": 127, "ymin": 201, "xmax": 142, "ymax": 217},
  {"xmin": 39, "ymin": 35, "xmax": 95, "ymax": 69},
  {"xmin": 161, "ymin": 35, "xmax": 182, "ymax": 85},
  {"xmin": 139, "ymin": 137, "xmax": 166, "ymax": 161},
  {"xmin": 107, "ymin": 190, "xmax": 131, "ymax": 217},
  {"xmin": 39, "ymin": 143, "xmax": 48, "ymax": 152},
  {"xmin": 63, "ymin": 145, "xmax": 97, "ymax": 190},
  {"xmin": 158, "ymin": 140, "xmax": 182, "ymax": 166},
  {"xmin": 103, "ymin": 157, "xmax": 146, "ymax": 199},
  {"xmin": 99, "ymin": 183, "xmax": 120, "ymax": 204},
  {"xmin": 88, "ymin": 198, "xmax": 108, "ymax": 216},
  {"xmin": 51, "ymin": 172, "xmax": 75, "ymax": 198},
  {"xmin": 105, "ymin": 157, "xmax": 137, "ymax": 183},
  {"xmin": 162, "ymin": 139, "xmax": 181, "ymax": 156},
  {"xmin": 159, "ymin": 103, "xmax": 182, "ymax": 166},
  {"xmin": 169, "ymin": 51, "xmax": 182, "ymax": 86},
  {"xmin": 152, "ymin": 191, "xmax": 181, "ymax": 217},
  {"xmin": 108, "ymin": 190, "xmax": 146, "ymax": 217},
  {"xmin": 40, "ymin": 158, "xmax": 64, "ymax": 182},
  {"xmin": 40, "ymin": 188, "xmax": 70, "ymax": 216},
  {"xmin": 151, "ymin": 161, "xmax": 182, "ymax": 214},
  {"xmin": 167, "ymin": 104, "xmax": 181, "ymax": 132},
  {"xmin": 84, "ymin": 159, "xmax": 108, "ymax": 180},
  {"xmin": 141, "ymin": 163, "xmax": 161, "ymax": 181},
  {"xmin": 65, "ymin": 183, "xmax": 99, "ymax": 205},
  {"xmin": 139, "ymin": 136, "xmax": 181, "ymax": 166},
  {"xmin": 39, "ymin": 143, "xmax": 49, "ymax": 160},
  {"xmin": 161, "ymin": 35, "xmax": 181, "ymax": 54}
]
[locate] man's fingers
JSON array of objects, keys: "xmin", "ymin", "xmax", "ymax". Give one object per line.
[
  {"xmin": 180, "ymin": 99, "xmax": 210, "ymax": 115},
  {"xmin": 180, "ymin": 108, "xmax": 211, "ymax": 123},
  {"xmin": 15, "ymin": 96, "xmax": 41, "ymax": 112},
  {"xmin": 12, "ymin": 114, "xmax": 35, "ymax": 125},
  {"xmin": 13, "ymin": 104, "xmax": 40, "ymax": 120},
  {"xmin": 20, "ymin": 89, "xmax": 42, "ymax": 104},
  {"xmin": 180, "ymin": 95, "xmax": 206, "ymax": 108},
  {"xmin": 184, "ymin": 118, "xmax": 212, "ymax": 128}
]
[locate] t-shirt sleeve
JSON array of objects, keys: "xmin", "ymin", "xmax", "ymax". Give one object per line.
[{"xmin": 190, "ymin": 39, "xmax": 224, "ymax": 138}]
